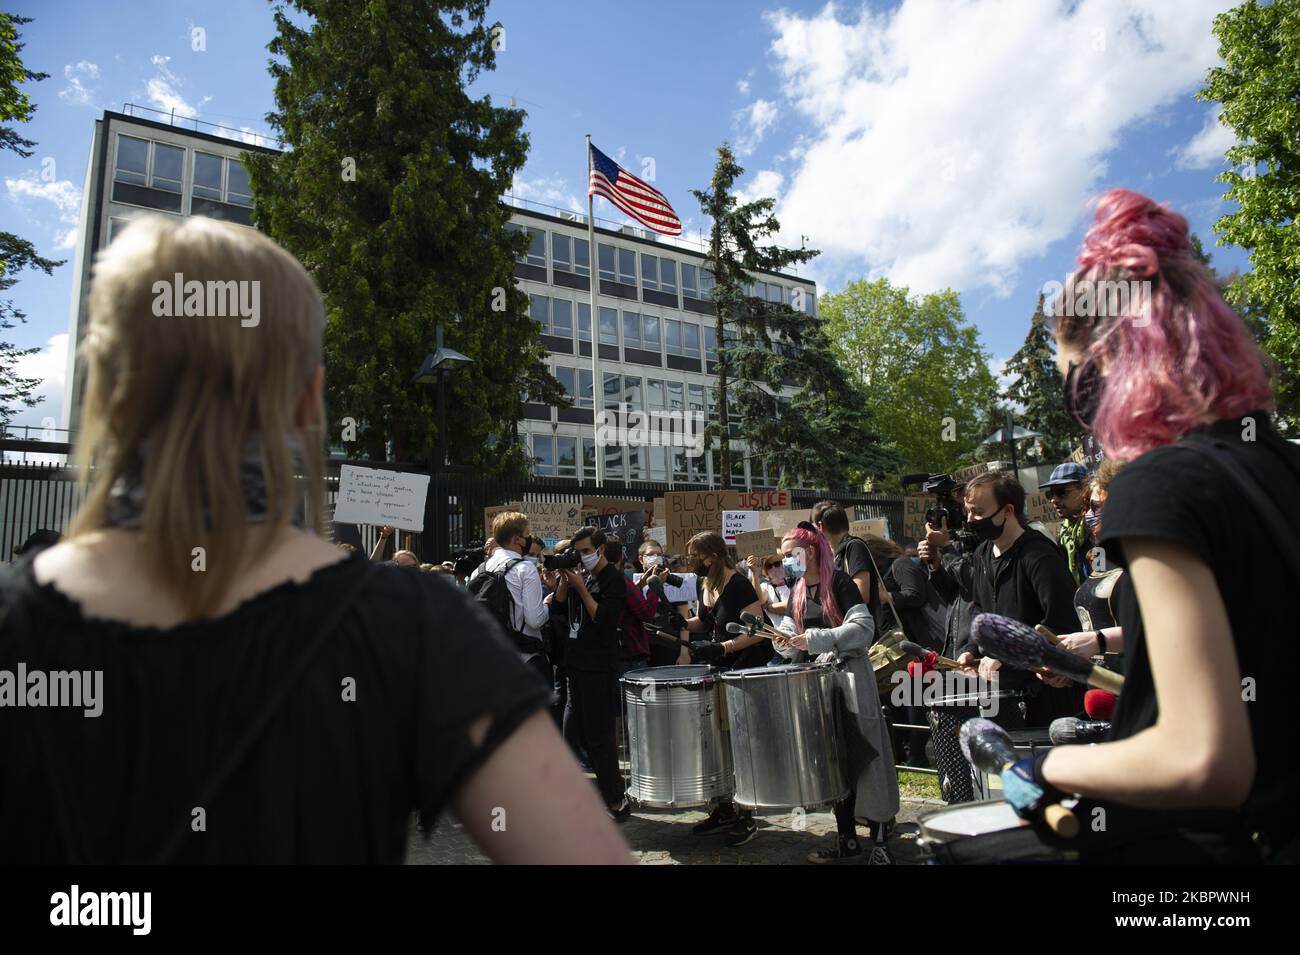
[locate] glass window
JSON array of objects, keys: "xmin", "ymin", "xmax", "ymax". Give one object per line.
[
  {"xmin": 525, "ymin": 227, "xmax": 546, "ymax": 268},
  {"xmin": 557, "ymin": 436, "xmax": 577, "ymax": 477},
  {"xmin": 622, "ymin": 310, "xmax": 642, "ymax": 349},
  {"xmin": 659, "ymin": 258, "xmax": 677, "ymax": 293},
  {"xmin": 665, "ymin": 319, "xmax": 686, "ymax": 356},
  {"xmin": 577, "ymin": 302, "xmax": 591, "ymax": 342},
  {"xmin": 667, "ymin": 381, "xmax": 684, "ymax": 411},
  {"xmin": 604, "ymin": 442, "xmax": 624, "ymax": 478},
  {"xmin": 598, "ymin": 243, "xmax": 616, "ymax": 282},
  {"xmin": 532, "ymin": 434, "xmax": 555, "ymax": 476},
  {"xmin": 642, "ymin": 314, "xmax": 660, "ymax": 351},
  {"xmin": 688, "ymin": 384, "xmax": 706, "ymax": 418},
  {"xmin": 603, "ymin": 372, "xmax": 621, "ymax": 409},
  {"xmin": 703, "ymin": 326, "xmax": 718, "ymax": 362},
  {"xmin": 618, "ymin": 248, "xmax": 636, "ymax": 284},
  {"xmin": 550, "ymin": 298, "xmax": 573, "ymax": 338},
  {"xmin": 115, "ymin": 135, "xmax": 149, "ymax": 185},
  {"xmin": 681, "ymin": 263, "xmax": 700, "ymax": 299},
  {"xmin": 707, "ymin": 385, "xmax": 720, "ymax": 421},
  {"xmin": 767, "ymin": 282, "xmax": 784, "ymax": 304},
  {"xmin": 552, "ymin": 233, "xmax": 571, "ymax": 270},
  {"xmin": 555, "ymin": 366, "xmax": 576, "ymax": 400},
  {"xmin": 700, "ymin": 269, "xmax": 715, "ymax": 300},
  {"xmin": 573, "ymin": 236, "xmax": 590, "ymax": 276},
  {"xmin": 154, "ymin": 145, "xmax": 181, "ymax": 189},
  {"xmin": 193, "ymin": 152, "xmax": 223, "ymax": 199},
  {"xmin": 672, "ymin": 448, "xmax": 688, "ymax": 481},
  {"xmin": 226, "ymin": 160, "xmax": 252, "ymax": 206},
  {"xmin": 682, "ymin": 323, "xmax": 700, "ymax": 359},
  {"xmin": 640, "ymin": 253, "xmax": 658, "ymax": 291},
  {"xmin": 578, "ymin": 368, "xmax": 593, "ymax": 408},
  {"xmin": 649, "ymin": 446, "xmax": 668, "ymax": 481},
  {"xmin": 581, "ymin": 437, "xmax": 596, "ymax": 478},
  {"xmin": 529, "ymin": 293, "xmax": 548, "ymax": 325},
  {"xmin": 624, "ymin": 375, "xmax": 642, "ymax": 408},
  {"xmin": 598, "ymin": 306, "xmax": 618, "ymax": 345},
  {"xmin": 627, "ymin": 444, "xmax": 643, "ymax": 480},
  {"xmin": 646, "ymin": 378, "xmax": 666, "ymax": 409}
]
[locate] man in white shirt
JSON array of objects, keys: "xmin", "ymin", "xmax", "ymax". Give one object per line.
[{"xmin": 482, "ymin": 512, "xmax": 552, "ymax": 685}]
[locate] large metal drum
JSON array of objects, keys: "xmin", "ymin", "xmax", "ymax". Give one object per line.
[
  {"xmin": 621, "ymin": 665, "xmax": 733, "ymax": 808},
  {"xmin": 721, "ymin": 662, "xmax": 848, "ymax": 811}
]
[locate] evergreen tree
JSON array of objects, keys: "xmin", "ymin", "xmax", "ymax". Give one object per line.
[
  {"xmin": 0, "ymin": 13, "xmax": 59, "ymax": 428},
  {"xmin": 693, "ymin": 145, "xmax": 897, "ymax": 489},
  {"xmin": 1003, "ymin": 293, "xmax": 1078, "ymax": 461},
  {"xmin": 245, "ymin": 0, "xmax": 563, "ymax": 474}
]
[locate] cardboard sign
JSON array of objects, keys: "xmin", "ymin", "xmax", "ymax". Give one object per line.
[
  {"xmin": 850, "ymin": 518, "xmax": 888, "ymax": 540},
  {"xmin": 582, "ymin": 496, "xmax": 648, "ymax": 517},
  {"xmin": 653, "ymin": 497, "xmax": 666, "ymax": 527},
  {"xmin": 483, "ymin": 501, "xmax": 525, "ymax": 539},
  {"xmin": 722, "ymin": 509, "xmax": 760, "ymax": 544},
  {"xmin": 733, "ymin": 528, "xmax": 780, "ymax": 566},
  {"xmin": 1024, "ymin": 491, "xmax": 1058, "ymax": 525},
  {"xmin": 663, "ymin": 490, "xmax": 731, "ymax": 553},
  {"xmin": 594, "ymin": 509, "xmax": 646, "ymax": 558},
  {"xmin": 527, "ymin": 500, "xmax": 588, "ymax": 542},
  {"xmin": 952, "ymin": 463, "xmax": 991, "ymax": 485},
  {"xmin": 724, "ymin": 489, "xmax": 790, "ymax": 511},
  {"xmin": 902, "ymin": 495, "xmax": 930, "ymax": 542},
  {"xmin": 759, "ymin": 508, "xmax": 804, "ymax": 540},
  {"xmin": 334, "ymin": 465, "xmax": 431, "ymax": 532}
]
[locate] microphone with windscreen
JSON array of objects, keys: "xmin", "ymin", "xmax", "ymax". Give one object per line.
[
  {"xmin": 959, "ymin": 717, "xmax": 1078, "ymax": 837},
  {"xmin": 1049, "ymin": 717, "xmax": 1112, "ymax": 745},
  {"xmin": 1085, "ymin": 689, "xmax": 1118, "ymax": 721},
  {"xmin": 738, "ymin": 611, "xmax": 786, "ymax": 640},
  {"xmin": 971, "ymin": 613, "xmax": 1124, "ymax": 694}
]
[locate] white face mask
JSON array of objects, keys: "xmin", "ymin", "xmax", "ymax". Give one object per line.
[
  {"xmin": 643, "ymin": 554, "xmax": 664, "ymax": 567},
  {"xmin": 580, "ymin": 550, "xmax": 601, "ymax": 571}
]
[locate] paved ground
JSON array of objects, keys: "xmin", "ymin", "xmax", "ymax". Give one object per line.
[{"xmin": 405, "ymin": 797, "xmax": 942, "ymax": 865}]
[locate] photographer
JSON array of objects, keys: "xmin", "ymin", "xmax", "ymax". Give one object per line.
[
  {"xmin": 636, "ymin": 540, "xmax": 693, "ymax": 666},
  {"xmin": 471, "ymin": 512, "xmax": 552, "ymax": 688},
  {"xmin": 551, "ymin": 526, "xmax": 631, "ymax": 821}
]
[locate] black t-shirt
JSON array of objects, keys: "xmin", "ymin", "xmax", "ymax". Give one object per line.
[
  {"xmin": 556, "ymin": 561, "xmax": 627, "ymax": 672},
  {"xmin": 1099, "ymin": 414, "xmax": 1300, "ymax": 844},
  {"xmin": 0, "ymin": 552, "xmax": 551, "ymax": 863},
  {"xmin": 700, "ymin": 571, "xmax": 768, "ymax": 671},
  {"xmin": 835, "ymin": 536, "xmax": 880, "ymax": 619},
  {"xmin": 802, "ymin": 568, "xmax": 865, "ymax": 630}
]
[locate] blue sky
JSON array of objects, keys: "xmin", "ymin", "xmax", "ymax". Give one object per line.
[{"xmin": 3, "ymin": 0, "xmax": 1248, "ymax": 430}]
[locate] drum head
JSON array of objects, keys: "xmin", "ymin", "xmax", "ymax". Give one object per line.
[
  {"xmin": 919, "ymin": 800, "xmax": 1025, "ymax": 839},
  {"xmin": 622, "ymin": 665, "xmax": 715, "ymax": 687},
  {"xmin": 722, "ymin": 661, "xmax": 836, "ymax": 680}
]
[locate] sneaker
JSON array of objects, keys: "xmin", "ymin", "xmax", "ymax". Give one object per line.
[
  {"xmin": 724, "ymin": 816, "xmax": 759, "ymax": 848},
  {"xmin": 807, "ymin": 835, "xmax": 863, "ymax": 864},
  {"xmin": 868, "ymin": 843, "xmax": 896, "ymax": 865},
  {"xmin": 607, "ymin": 798, "xmax": 633, "ymax": 823},
  {"xmin": 692, "ymin": 804, "xmax": 738, "ymax": 835}
]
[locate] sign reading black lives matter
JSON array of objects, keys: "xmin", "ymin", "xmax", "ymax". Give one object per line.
[
  {"xmin": 333, "ymin": 465, "xmax": 431, "ymax": 532},
  {"xmin": 594, "ymin": 509, "xmax": 646, "ymax": 559}
]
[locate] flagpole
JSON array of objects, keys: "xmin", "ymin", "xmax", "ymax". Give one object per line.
[{"xmin": 586, "ymin": 133, "xmax": 605, "ymax": 488}]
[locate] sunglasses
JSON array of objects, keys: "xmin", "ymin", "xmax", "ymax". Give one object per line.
[{"xmin": 1044, "ymin": 485, "xmax": 1080, "ymax": 499}]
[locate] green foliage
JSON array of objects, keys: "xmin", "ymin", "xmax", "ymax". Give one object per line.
[
  {"xmin": 1003, "ymin": 294, "xmax": 1079, "ymax": 461},
  {"xmin": 1199, "ymin": 0, "xmax": 1300, "ymax": 432},
  {"xmin": 692, "ymin": 144, "xmax": 898, "ymax": 489},
  {"xmin": 246, "ymin": 0, "xmax": 564, "ymax": 475},
  {"xmin": 821, "ymin": 277, "xmax": 998, "ymax": 479},
  {"xmin": 0, "ymin": 12, "xmax": 58, "ymax": 427}
]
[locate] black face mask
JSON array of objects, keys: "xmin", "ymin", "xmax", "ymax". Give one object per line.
[
  {"xmin": 693, "ymin": 560, "xmax": 709, "ymax": 576},
  {"xmin": 1063, "ymin": 361, "xmax": 1102, "ymax": 430},
  {"xmin": 968, "ymin": 512, "xmax": 1007, "ymax": 542}
]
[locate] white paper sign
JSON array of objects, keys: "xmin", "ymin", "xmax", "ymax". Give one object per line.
[
  {"xmin": 333, "ymin": 465, "xmax": 430, "ymax": 532},
  {"xmin": 646, "ymin": 525, "xmax": 667, "ymax": 546},
  {"xmin": 662, "ymin": 572, "xmax": 698, "ymax": 604},
  {"xmin": 722, "ymin": 509, "xmax": 760, "ymax": 545}
]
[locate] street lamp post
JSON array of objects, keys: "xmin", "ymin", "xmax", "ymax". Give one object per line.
[{"xmin": 411, "ymin": 321, "xmax": 474, "ymax": 473}]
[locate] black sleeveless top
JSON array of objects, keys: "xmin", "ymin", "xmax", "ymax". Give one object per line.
[
  {"xmin": 699, "ymin": 571, "xmax": 768, "ymax": 671},
  {"xmin": 0, "ymin": 551, "xmax": 550, "ymax": 863}
]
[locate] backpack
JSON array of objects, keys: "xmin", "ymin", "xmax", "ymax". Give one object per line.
[{"xmin": 468, "ymin": 558, "xmax": 548, "ymax": 656}]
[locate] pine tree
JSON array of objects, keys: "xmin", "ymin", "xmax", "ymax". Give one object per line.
[
  {"xmin": 1004, "ymin": 293, "xmax": 1078, "ymax": 461},
  {"xmin": 693, "ymin": 145, "xmax": 897, "ymax": 489},
  {"xmin": 0, "ymin": 13, "xmax": 60, "ymax": 429},
  {"xmin": 245, "ymin": 0, "xmax": 563, "ymax": 474}
]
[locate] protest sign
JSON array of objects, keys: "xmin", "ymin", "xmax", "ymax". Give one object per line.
[
  {"xmin": 850, "ymin": 518, "xmax": 888, "ymax": 540},
  {"xmin": 722, "ymin": 509, "xmax": 760, "ymax": 544},
  {"xmin": 663, "ymin": 490, "xmax": 730, "ymax": 553},
  {"xmin": 594, "ymin": 509, "xmax": 646, "ymax": 557},
  {"xmin": 733, "ymin": 528, "xmax": 779, "ymax": 566},
  {"xmin": 527, "ymin": 500, "xmax": 587, "ymax": 541},
  {"xmin": 483, "ymin": 501, "xmax": 525, "ymax": 539},
  {"xmin": 724, "ymin": 490, "xmax": 790, "ymax": 511},
  {"xmin": 334, "ymin": 465, "xmax": 430, "ymax": 532},
  {"xmin": 903, "ymin": 495, "xmax": 930, "ymax": 542}
]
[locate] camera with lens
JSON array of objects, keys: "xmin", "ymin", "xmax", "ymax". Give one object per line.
[
  {"xmin": 903, "ymin": 473, "xmax": 967, "ymax": 532},
  {"xmin": 662, "ymin": 572, "xmax": 684, "ymax": 588},
  {"xmin": 543, "ymin": 548, "xmax": 582, "ymax": 572},
  {"xmin": 451, "ymin": 542, "xmax": 486, "ymax": 577}
]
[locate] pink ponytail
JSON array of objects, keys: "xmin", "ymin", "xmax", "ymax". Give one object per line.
[{"xmin": 782, "ymin": 526, "xmax": 843, "ymax": 630}]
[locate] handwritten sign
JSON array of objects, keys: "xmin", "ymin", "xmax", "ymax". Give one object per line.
[
  {"xmin": 527, "ymin": 500, "xmax": 587, "ymax": 541},
  {"xmin": 759, "ymin": 508, "xmax": 804, "ymax": 540},
  {"xmin": 334, "ymin": 465, "xmax": 431, "ymax": 532},
  {"xmin": 653, "ymin": 497, "xmax": 666, "ymax": 527},
  {"xmin": 903, "ymin": 495, "xmax": 930, "ymax": 542},
  {"xmin": 594, "ymin": 509, "xmax": 646, "ymax": 558},
  {"xmin": 1024, "ymin": 491, "xmax": 1057, "ymax": 525},
  {"xmin": 850, "ymin": 518, "xmax": 888, "ymax": 540},
  {"xmin": 664, "ymin": 490, "xmax": 730, "ymax": 553},
  {"xmin": 483, "ymin": 501, "xmax": 525, "ymax": 539},
  {"xmin": 725, "ymin": 490, "xmax": 790, "ymax": 511},
  {"xmin": 722, "ymin": 509, "xmax": 760, "ymax": 544},
  {"xmin": 583, "ymin": 496, "xmax": 648, "ymax": 518},
  {"xmin": 646, "ymin": 525, "xmax": 666, "ymax": 546},
  {"xmin": 733, "ymin": 528, "xmax": 779, "ymax": 566}
]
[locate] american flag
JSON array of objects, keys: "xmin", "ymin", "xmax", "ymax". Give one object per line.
[{"xmin": 587, "ymin": 143, "xmax": 682, "ymax": 236}]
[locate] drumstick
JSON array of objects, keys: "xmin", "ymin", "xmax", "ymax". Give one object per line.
[
  {"xmin": 898, "ymin": 640, "xmax": 963, "ymax": 671},
  {"xmin": 959, "ymin": 718, "xmax": 1079, "ymax": 839},
  {"xmin": 1034, "ymin": 624, "xmax": 1063, "ymax": 646},
  {"xmin": 973, "ymin": 613, "xmax": 1124, "ymax": 694}
]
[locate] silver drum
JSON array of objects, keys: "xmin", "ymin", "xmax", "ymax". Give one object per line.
[
  {"xmin": 721, "ymin": 662, "xmax": 849, "ymax": 811},
  {"xmin": 621, "ymin": 665, "xmax": 734, "ymax": 808}
]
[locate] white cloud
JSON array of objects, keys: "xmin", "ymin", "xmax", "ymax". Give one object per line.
[
  {"xmin": 736, "ymin": 168, "xmax": 785, "ymax": 206},
  {"xmin": 1175, "ymin": 106, "xmax": 1237, "ymax": 169},
  {"xmin": 58, "ymin": 61, "xmax": 100, "ymax": 106},
  {"xmin": 144, "ymin": 54, "xmax": 197, "ymax": 116},
  {"xmin": 763, "ymin": 0, "xmax": 1236, "ymax": 298},
  {"xmin": 734, "ymin": 98, "xmax": 779, "ymax": 156},
  {"xmin": 737, "ymin": 79, "xmax": 751, "ymax": 95},
  {"xmin": 508, "ymin": 173, "xmax": 584, "ymax": 213},
  {"xmin": 7, "ymin": 334, "xmax": 69, "ymax": 436},
  {"xmin": 5, "ymin": 174, "xmax": 83, "ymax": 250}
]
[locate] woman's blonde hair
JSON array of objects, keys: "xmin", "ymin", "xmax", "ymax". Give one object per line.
[
  {"xmin": 686, "ymin": 530, "xmax": 732, "ymax": 598},
  {"xmin": 69, "ymin": 215, "xmax": 327, "ymax": 619}
]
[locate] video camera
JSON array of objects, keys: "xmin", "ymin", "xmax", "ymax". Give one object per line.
[
  {"xmin": 543, "ymin": 548, "xmax": 582, "ymax": 572},
  {"xmin": 902, "ymin": 472, "xmax": 967, "ymax": 532},
  {"xmin": 451, "ymin": 542, "xmax": 487, "ymax": 577}
]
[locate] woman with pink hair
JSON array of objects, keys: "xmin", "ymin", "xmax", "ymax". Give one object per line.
[
  {"xmin": 780, "ymin": 524, "xmax": 899, "ymax": 864},
  {"xmin": 1009, "ymin": 189, "xmax": 1300, "ymax": 863}
]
